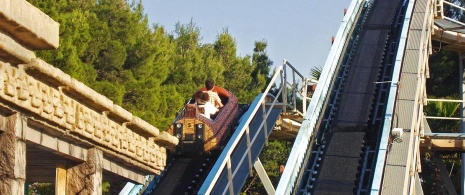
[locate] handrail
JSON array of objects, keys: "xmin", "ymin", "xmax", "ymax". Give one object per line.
[
  {"xmin": 276, "ymin": 0, "xmax": 366, "ymax": 193},
  {"xmin": 218, "ymin": 94, "xmax": 281, "ymax": 194},
  {"xmin": 443, "ymin": 0, "xmax": 465, "ymax": 12},
  {"xmin": 423, "ymin": 132, "xmax": 465, "ymax": 139},
  {"xmin": 198, "ymin": 65, "xmax": 284, "ymax": 194},
  {"xmin": 283, "ymin": 60, "xmax": 310, "ymax": 116},
  {"xmin": 439, "ymin": 0, "xmax": 465, "ymax": 26},
  {"xmin": 198, "ymin": 60, "xmax": 309, "ymax": 194}
]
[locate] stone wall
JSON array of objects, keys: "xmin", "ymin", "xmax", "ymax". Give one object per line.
[{"xmin": 0, "ymin": 0, "xmax": 178, "ymax": 175}]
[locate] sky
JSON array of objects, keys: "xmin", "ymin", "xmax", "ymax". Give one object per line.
[{"xmin": 141, "ymin": 0, "xmax": 351, "ymax": 77}]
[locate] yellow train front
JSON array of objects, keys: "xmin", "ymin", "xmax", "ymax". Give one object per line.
[{"xmin": 168, "ymin": 88, "xmax": 238, "ymax": 156}]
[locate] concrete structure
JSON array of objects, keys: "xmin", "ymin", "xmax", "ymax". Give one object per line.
[{"xmin": 0, "ymin": 0, "xmax": 178, "ymax": 194}]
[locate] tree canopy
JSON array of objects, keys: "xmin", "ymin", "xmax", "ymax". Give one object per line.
[{"xmin": 27, "ymin": 0, "xmax": 273, "ymax": 129}]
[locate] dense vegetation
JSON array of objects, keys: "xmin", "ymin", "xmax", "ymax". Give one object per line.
[
  {"xmin": 27, "ymin": 0, "xmax": 273, "ymax": 130},
  {"xmin": 422, "ymin": 50, "xmax": 462, "ymax": 194}
]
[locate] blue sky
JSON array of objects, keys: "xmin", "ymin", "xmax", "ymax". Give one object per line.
[{"xmin": 141, "ymin": 0, "xmax": 350, "ymax": 77}]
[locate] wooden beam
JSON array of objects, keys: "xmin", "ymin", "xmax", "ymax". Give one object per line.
[
  {"xmin": 420, "ymin": 138, "xmax": 465, "ymax": 151},
  {"xmin": 55, "ymin": 163, "xmax": 66, "ymax": 194}
]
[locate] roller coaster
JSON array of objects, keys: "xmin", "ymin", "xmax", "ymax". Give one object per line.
[
  {"xmin": 121, "ymin": 0, "xmax": 465, "ymax": 194},
  {"xmin": 121, "ymin": 58, "xmax": 312, "ymax": 194}
]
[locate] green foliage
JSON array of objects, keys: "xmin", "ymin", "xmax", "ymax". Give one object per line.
[
  {"xmin": 310, "ymin": 66, "xmax": 322, "ymax": 80},
  {"xmin": 421, "ymin": 49, "xmax": 462, "ymax": 194},
  {"xmin": 425, "ymin": 50, "xmax": 460, "ymax": 133},
  {"xmin": 251, "ymin": 41, "xmax": 273, "ymax": 92},
  {"xmin": 28, "ymin": 183, "xmax": 54, "ymax": 195},
  {"xmin": 426, "ymin": 51, "xmax": 459, "ymax": 97},
  {"xmin": 29, "ymin": 0, "xmax": 97, "ymax": 85},
  {"xmin": 93, "ymin": 81, "xmax": 126, "ymax": 105},
  {"xmin": 424, "ymin": 98, "xmax": 460, "ymax": 133},
  {"xmin": 27, "ymin": 0, "xmax": 271, "ymax": 130},
  {"xmin": 26, "ymin": 1, "xmax": 285, "ymax": 195},
  {"xmin": 216, "ymin": 31, "xmax": 254, "ymax": 102},
  {"xmin": 102, "ymin": 182, "xmax": 110, "ymax": 194}
]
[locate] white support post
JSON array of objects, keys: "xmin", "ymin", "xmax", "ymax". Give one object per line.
[
  {"xmin": 282, "ymin": 60, "xmax": 287, "ymax": 113},
  {"xmin": 55, "ymin": 163, "xmax": 67, "ymax": 194},
  {"xmin": 302, "ymin": 78, "xmax": 308, "ymax": 116},
  {"xmin": 459, "ymin": 52, "xmax": 465, "ymax": 195},
  {"xmin": 262, "ymin": 102, "xmax": 268, "ymax": 146},
  {"xmin": 254, "ymin": 158, "xmax": 275, "ymax": 195},
  {"xmin": 246, "ymin": 127, "xmax": 253, "ymax": 177},
  {"xmin": 292, "ymin": 72, "xmax": 297, "ymax": 112},
  {"xmin": 227, "ymin": 157, "xmax": 234, "ymax": 195}
]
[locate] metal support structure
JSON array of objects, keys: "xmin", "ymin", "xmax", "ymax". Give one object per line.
[
  {"xmin": 227, "ymin": 157, "xmax": 234, "ymax": 195},
  {"xmin": 198, "ymin": 64, "xmax": 295, "ymax": 194},
  {"xmin": 292, "ymin": 73, "xmax": 297, "ymax": 112},
  {"xmin": 283, "ymin": 60, "xmax": 307, "ymax": 117},
  {"xmin": 302, "ymin": 78, "xmax": 309, "ymax": 116},
  {"xmin": 433, "ymin": 157, "xmax": 458, "ymax": 195},
  {"xmin": 253, "ymin": 158, "xmax": 275, "ymax": 195},
  {"xmin": 246, "ymin": 127, "xmax": 253, "ymax": 177},
  {"xmin": 427, "ymin": 98, "xmax": 465, "ymax": 103},
  {"xmin": 442, "ymin": 1, "xmax": 465, "ymax": 27},
  {"xmin": 262, "ymin": 102, "xmax": 268, "ymax": 146},
  {"xmin": 282, "ymin": 61, "xmax": 288, "ymax": 114},
  {"xmin": 423, "ymin": 132, "xmax": 465, "ymax": 138},
  {"xmin": 415, "ymin": 172, "xmax": 425, "ymax": 195},
  {"xmin": 425, "ymin": 116, "xmax": 464, "ymax": 120},
  {"xmin": 460, "ymin": 52, "xmax": 465, "ymax": 195}
]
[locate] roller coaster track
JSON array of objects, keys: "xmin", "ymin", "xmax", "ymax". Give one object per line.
[
  {"xmin": 278, "ymin": 0, "xmax": 445, "ymax": 194},
  {"xmin": 121, "ymin": 59, "xmax": 311, "ymax": 194}
]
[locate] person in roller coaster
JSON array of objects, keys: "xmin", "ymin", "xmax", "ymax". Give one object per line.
[
  {"xmin": 194, "ymin": 78, "xmax": 231, "ymax": 117},
  {"xmin": 193, "ymin": 91, "xmax": 219, "ymax": 119},
  {"xmin": 203, "ymin": 78, "xmax": 224, "ymax": 108}
]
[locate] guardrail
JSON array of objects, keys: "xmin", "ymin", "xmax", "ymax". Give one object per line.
[
  {"xmin": 276, "ymin": 0, "xmax": 366, "ymax": 193},
  {"xmin": 423, "ymin": 133, "xmax": 465, "ymax": 139},
  {"xmin": 441, "ymin": 0, "xmax": 465, "ymax": 25},
  {"xmin": 282, "ymin": 60, "xmax": 311, "ymax": 116},
  {"xmin": 198, "ymin": 61, "xmax": 308, "ymax": 194}
]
